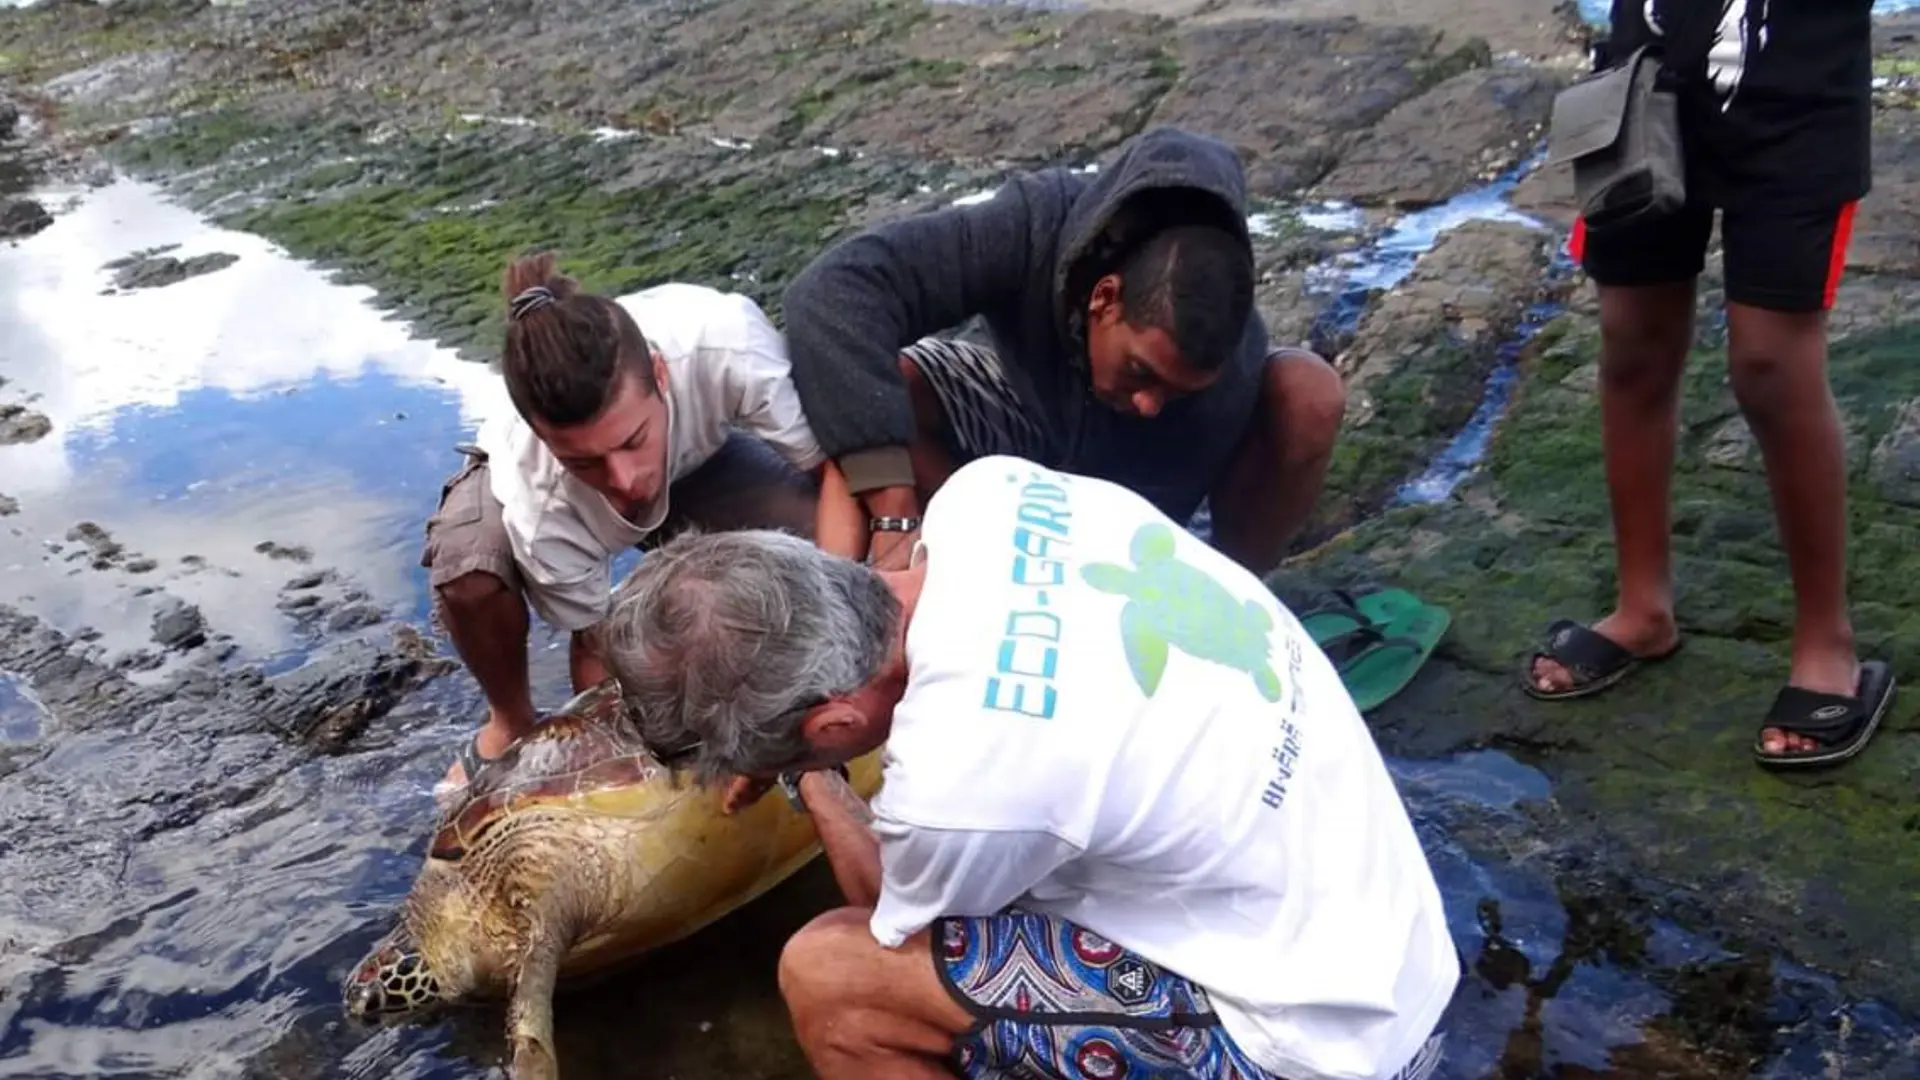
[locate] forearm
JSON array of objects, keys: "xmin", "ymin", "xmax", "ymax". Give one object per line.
[
  {"xmin": 799, "ymin": 770, "xmax": 882, "ymax": 909},
  {"xmin": 569, "ymin": 630, "xmax": 609, "ymax": 694}
]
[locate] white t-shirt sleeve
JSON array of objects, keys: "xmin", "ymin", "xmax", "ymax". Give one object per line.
[
  {"xmin": 867, "ymin": 816, "xmax": 1081, "ymax": 949},
  {"xmin": 718, "ymin": 298, "xmax": 826, "ymax": 472}
]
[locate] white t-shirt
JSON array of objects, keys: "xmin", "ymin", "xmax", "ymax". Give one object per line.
[
  {"xmin": 476, "ymin": 283, "xmax": 824, "ymax": 632},
  {"xmin": 868, "ymin": 455, "xmax": 1459, "ymax": 1080}
]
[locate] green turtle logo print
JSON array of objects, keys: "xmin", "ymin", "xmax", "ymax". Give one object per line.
[{"xmin": 1080, "ymin": 522, "xmax": 1284, "ymax": 702}]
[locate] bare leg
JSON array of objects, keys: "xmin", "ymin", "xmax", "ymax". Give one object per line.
[
  {"xmin": 1531, "ymin": 282, "xmax": 1694, "ymax": 693},
  {"xmin": 436, "ymin": 570, "xmax": 538, "ymax": 787},
  {"xmin": 778, "ymin": 908, "xmax": 973, "ymax": 1080},
  {"xmin": 1209, "ymin": 347, "xmax": 1347, "ymax": 575},
  {"xmin": 1724, "ymin": 302, "xmax": 1858, "ymax": 754}
]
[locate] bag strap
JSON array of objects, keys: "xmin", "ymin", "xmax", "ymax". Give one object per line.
[{"xmin": 1652, "ymin": 0, "xmax": 1726, "ymax": 81}]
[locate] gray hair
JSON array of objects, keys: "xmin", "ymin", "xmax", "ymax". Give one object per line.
[{"xmin": 595, "ymin": 528, "xmax": 901, "ymax": 783}]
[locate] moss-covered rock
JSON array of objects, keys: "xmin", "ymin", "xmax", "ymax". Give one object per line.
[{"xmin": 1275, "ymin": 312, "xmax": 1920, "ymax": 1013}]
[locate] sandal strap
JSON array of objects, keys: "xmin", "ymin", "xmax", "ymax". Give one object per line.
[
  {"xmin": 1317, "ymin": 623, "xmax": 1386, "ymax": 665},
  {"xmin": 456, "ymin": 731, "xmax": 491, "ymax": 783},
  {"xmin": 1762, "ymin": 686, "xmax": 1864, "ymax": 745},
  {"xmin": 1537, "ymin": 619, "xmax": 1637, "ymax": 681}
]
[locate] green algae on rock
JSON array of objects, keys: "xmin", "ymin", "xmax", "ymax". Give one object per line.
[{"xmin": 1274, "ymin": 314, "xmax": 1920, "ymax": 1014}]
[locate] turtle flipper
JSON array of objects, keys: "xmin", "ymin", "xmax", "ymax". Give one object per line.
[
  {"xmin": 1120, "ymin": 605, "xmax": 1169, "ymax": 697},
  {"xmin": 507, "ymin": 901, "xmax": 576, "ymax": 1080}
]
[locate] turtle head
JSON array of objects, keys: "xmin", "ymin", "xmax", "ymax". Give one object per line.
[{"xmin": 344, "ymin": 928, "xmax": 445, "ymax": 1024}]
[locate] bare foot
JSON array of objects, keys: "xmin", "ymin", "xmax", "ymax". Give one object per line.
[
  {"xmin": 1529, "ymin": 609, "xmax": 1680, "ymax": 694},
  {"xmin": 1759, "ymin": 634, "xmax": 1860, "ymax": 756}
]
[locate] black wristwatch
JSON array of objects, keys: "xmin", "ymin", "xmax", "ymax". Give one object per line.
[
  {"xmin": 869, "ymin": 515, "xmax": 921, "ymax": 533},
  {"xmin": 778, "ymin": 764, "xmax": 853, "ymax": 813}
]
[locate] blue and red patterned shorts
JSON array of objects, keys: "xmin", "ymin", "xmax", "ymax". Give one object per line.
[{"xmin": 933, "ymin": 908, "xmax": 1447, "ymax": 1080}]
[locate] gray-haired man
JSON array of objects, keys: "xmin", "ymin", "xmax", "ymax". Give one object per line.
[{"xmin": 598, "ymin": 454, "xmax": 1459, "ymax": 1080}]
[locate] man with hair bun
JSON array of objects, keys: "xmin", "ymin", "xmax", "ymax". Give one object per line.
[{"xmin": 418, "ymin": 251, "xmax": 857, "ymax": 798}]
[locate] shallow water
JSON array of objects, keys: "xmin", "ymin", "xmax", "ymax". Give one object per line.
[{"xmin": 3, "ymin": 177, "xmax": 1919, "ymax": 1080}]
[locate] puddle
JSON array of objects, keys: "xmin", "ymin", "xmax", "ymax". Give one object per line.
[
  {"xmin": 0, "ymin": 670, "xmax": 50, "ymax": 743},
  {"xmin": 0, "ymin": 178, "xmax": 533, "ymax": 674},
  {"xmin": 1, "ymin": 176, "xmax": 1917, "ymax": 1080}
]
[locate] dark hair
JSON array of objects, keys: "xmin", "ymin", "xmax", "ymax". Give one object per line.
[
  {"xmin": 1114, "ymin": 223, "xmax": 1254, "ymax": 374},
  {"xmin": 500, "ymin": 251, "xmax": 657, "ymax": 427}
]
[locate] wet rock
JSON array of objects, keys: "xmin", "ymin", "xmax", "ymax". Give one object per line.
[
  {"xmin": 324, "ymin": 603, "xmax": 385, "ymax": 633},
  {"xmin": 1507, "ymin": 156, "xmax": 1580, "ymax": 229},
  {"xmin": 0, "ymin": 494, "xmax": 16, "ymax": 516},
  {"xmin": 0, "ymin": 404, "xmax": 52, "ymax": 445},
  {"xmin": 124, "ymin": 557, "xmax": 158, "ymax": 574},
  {"xmin": 1317, "ymin": 67, "xmax": 1564, "ymax": 208},
  {"xmin": 1869, "ymin": 398, "xmax": 1920, "ymax": 508},
  {"xmin": 285, "ymin": 570, "xmax": 330, "ymax": 590},
  {"xmin": 149, "ymin": 597, "xmax": 207, "ymax": 652},
  {"xmin": 0, "ymin": 196, "xmax": 52, "ymax": 240},
  {"xmin": 103, "ymin": 246, "xmax": 240, "ymax": 290},
  {"xmin": 1148, "ymin": 18, "xmax": 1455, "ymax": 197},
  {"xmin": 1846, "ymin": 113, "xmax": 1920, "ymax": 276},
  {"xmin": 1308, "ymin": 218, "xmax": 1559, "ymax": 539},
  {"xmin": 64, "ymin": 521, "xmax": 123, "ymax": 566},
  {"xmin": 0, "ymin": 98, "xmax": 17, "ymax": 142},
  {"xmin": 254, "ymin": 540, "xmax": 312, "ymax": 563}
]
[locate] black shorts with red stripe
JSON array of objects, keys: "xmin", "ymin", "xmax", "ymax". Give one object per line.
[
  {"xmin": 1572, "ymin": 1, "xmax": 1871, "ymax": 315},
  {"xmin": 1570, "ymin": 197, "xmax": 1859, "ymax": 314}
]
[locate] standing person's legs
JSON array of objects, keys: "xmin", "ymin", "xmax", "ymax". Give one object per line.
[
  {"xmin": 1524, "ymin": 201, "xmax": 1714, "ymax": 698},
  {"xmin": 420, "ymin": 449, "xmax": 538, "ymax": 794},
  {"xmin": 1718, "ymin": 200, "xmax": 1895, "ymax": 766}
]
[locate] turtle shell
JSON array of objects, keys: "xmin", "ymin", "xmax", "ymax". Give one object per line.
[{"xmin": 429, "ymin": 680, "xmax": 664, "ymax": 862}]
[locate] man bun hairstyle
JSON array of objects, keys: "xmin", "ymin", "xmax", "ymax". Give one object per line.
[
  {"xmin": 1115, "ymin": 222, "xmax": 1254, "ymax": 374},
  {"xmin": 500, "ymin": 250, "xmax": 658, "ymax": 428}
]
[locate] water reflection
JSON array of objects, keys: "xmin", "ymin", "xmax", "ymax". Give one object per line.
[{"xmin": 0, "ymin": 178, "xmax": 514, "ymax": 669}]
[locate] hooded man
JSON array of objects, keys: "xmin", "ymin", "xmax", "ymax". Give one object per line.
[{"xmin": 782, "ymin": 126, "xmax": 1347, "ymax": 574}]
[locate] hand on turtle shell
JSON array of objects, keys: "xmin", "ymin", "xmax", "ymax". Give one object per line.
[{"xmin": 721, "ymin": 774, "xmax": 777, "ymax": 815}]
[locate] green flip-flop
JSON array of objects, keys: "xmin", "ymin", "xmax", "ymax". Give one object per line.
[
  {"xmin": 1331, "ymin": 602, "xmax": 1452, "ymax": 714},
  {"xmin": 1298, "ymin": 586, "xmax": 1426, "ymax": 651}
]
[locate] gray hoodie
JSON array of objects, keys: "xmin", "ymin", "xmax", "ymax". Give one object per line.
[{"xmin": 781, "ymin": 126, "xmax": 1269, "ymax": 522}]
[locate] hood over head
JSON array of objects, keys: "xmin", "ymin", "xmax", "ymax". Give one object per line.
[{"xmin": 1051, "ymin": 126, "xmax": 1254, "ymax": 352}]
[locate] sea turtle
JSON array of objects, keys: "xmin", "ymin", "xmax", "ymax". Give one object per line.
[
  {"xmin": 1081, "ymin": 521, "xmax": 1285, "ymax": 702},
  {"xmin": 342, "ymin": 679, "xmax": 885, "ymax": 1080}
]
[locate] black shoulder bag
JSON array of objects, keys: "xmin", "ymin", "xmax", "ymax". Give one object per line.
[{"xmin": 1545, "ymin": 11, "xmax": 1713, "ymax": 236}]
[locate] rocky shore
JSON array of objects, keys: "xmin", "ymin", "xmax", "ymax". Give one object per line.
[{"xmin": 6, "ymin": 0, "xmax": 1920, "ymax": 1074}]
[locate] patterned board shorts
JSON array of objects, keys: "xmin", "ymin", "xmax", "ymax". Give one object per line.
[
  {"xmin": 900, "ymin": 336, "xmax": 1055, "ymax": 466},
  {"xmin": 934, "ymin": 909, "xmax": 1448, "ymax": 1080}
]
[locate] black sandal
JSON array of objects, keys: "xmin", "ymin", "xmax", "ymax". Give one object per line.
[
  {"xmin": 1754, "ymin": 659, "xmax": 1897, "ymax": 770},
  {"xmin": 452, "ymin": 731, "xmax": 499, "ymax": 787},
  {"xmin": 1520, "ymin": 619, "xmax": 1682, "ymax": 701}
]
